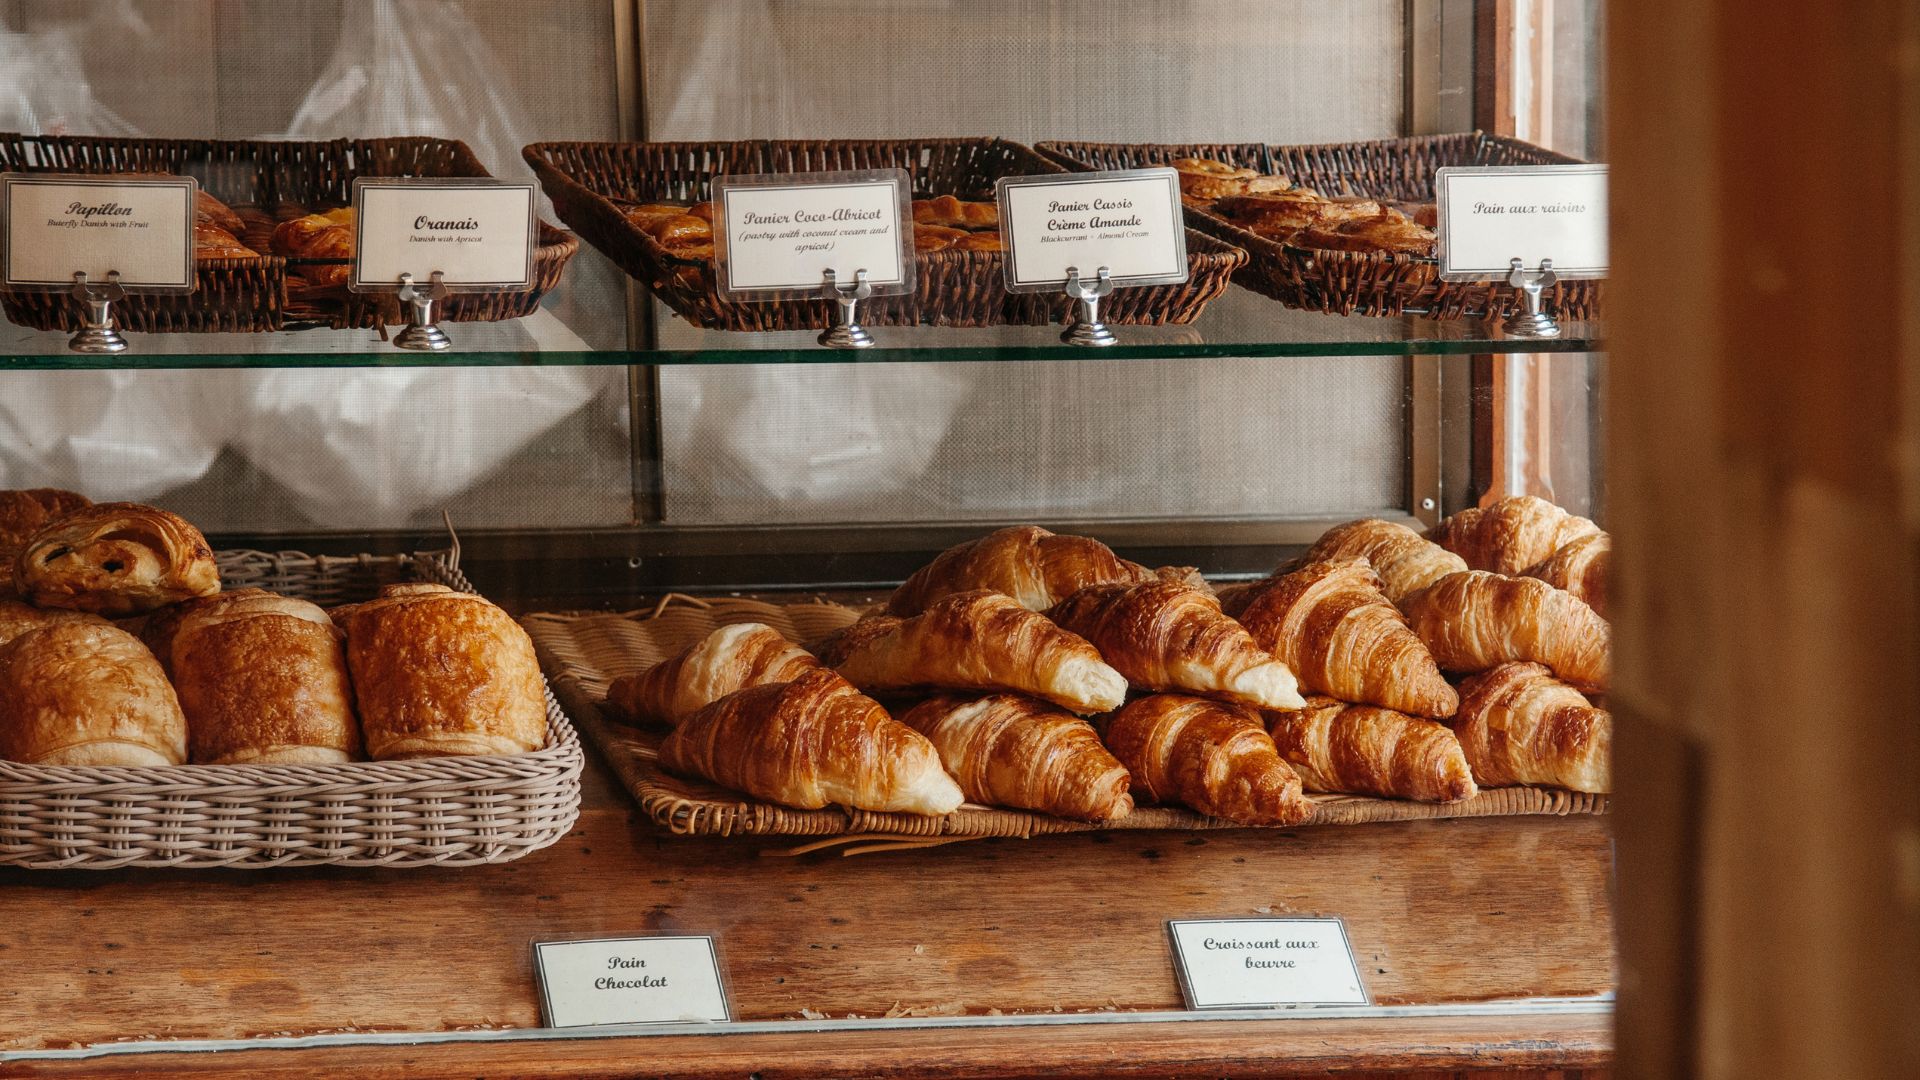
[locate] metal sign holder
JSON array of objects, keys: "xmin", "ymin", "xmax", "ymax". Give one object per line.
[
  {"xmin": 1061, "ymin": 265, "xmax": 1117, "ymax": 348},
  {"xmin": 1502, "ymin": 257, "xmax": 1562, "ymax": 339},
  {"xmin": 818, "ymin": 268, "xmax": 875, "ymax": 350},
  {"xmin": 393, "ymin": 271, "xmax": 453, "ymax": 352},
  {"xmin": 66, "ymin": 271, "xmax": 129, "ymax": 354}
]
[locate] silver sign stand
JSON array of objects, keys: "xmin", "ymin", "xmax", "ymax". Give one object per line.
[
  {"xmin": 1502, "ymin": 257, "xmax": 1562, "ymax": 339},
  {"xmin": 818, "ymin": 267, "xmax": 875, "ymax": 350},
  {"xmin": 393, "ymin": 271, "xmax": 453, "ymax": 352},
  {"xmin": 67, "ymin": 270, "xmax": 129, "ymax": 355},
  {"xmin": 1061, "ymin": 265, "xmax": 1117, "ymax": 347}
]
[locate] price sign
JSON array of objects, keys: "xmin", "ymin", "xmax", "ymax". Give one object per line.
[
  {"xmin": 1435, "ymin": 164, "xmax": 1609, "ymax": 280},
  {"xmin": 995, "ymin": 168, "xmax": 1188, "ymax": 292},
  {"xmin": 349, "ymin": 178, "xmax": 538, "ymax": 291},
  {"xmin": 1, "ymin": 174, "xmax": 197, "ymax": 290},
  {"xmin": 1167, "ymin": 918, "xmax": 1369, "ymax": 1009},
  {"xmin": 533, "ymin": 935, "xmax": 730, "ymax": 1028},
  {"xmin": 713, "ymin": 169, "xmax": 914, "ymax": 298}
]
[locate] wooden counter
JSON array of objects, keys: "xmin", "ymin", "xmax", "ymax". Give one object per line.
[{"xmin": 0, "ymin": 742, "xmax": 1614, "ymax": 1077}]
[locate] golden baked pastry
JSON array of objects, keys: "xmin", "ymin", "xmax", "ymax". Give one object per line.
[
  {"xmin": 899, "ymin": 693, "xmax": 1133, "ymax": 822},
  {"xmin": 1045, "ymin": 581, "xmax": 1304, "ymax": 710},
  {"xmin": 1300, "ymin": 518, "xmax": 1468, "ymax": 604},
  {"xmin": 195, "ymin": 190, "xmax": 246, "ymax": 235},
  {"xmin": 0, "ymin": 599, "xmax": 108, "ymax": 649},
  {"xmin": 14, "ymin": 502, "xmax": 219, "ymax": 616},
  {"xmin": 659, "ymin": 668, "xmax": 964, "ymax": 815},
  {"xmin": 1427, "ymin": 495, "xmax": 1604, "ymax": 577},
  {"xmin": 646, "ymin": 214, "xmax": 712, "ymax": 247},
  {"xmin": 1171, "ymin": 157, "xmax": 1293, "ymax": 203},
  {"xmin": 0, "ymin": 488, "xmax": 89, "ymax": 598},
  {"xmin": 604, "ymin": 622, "xmax": 821, "ymax": 727},
  {"xmin": 0, "ymin": 621, "xmax": 186, "ymax": 766},
  {"xmin": 1400, "ymin": 570, "xmax": 1611, "ymax": 692},
  {"xmin": 1523, "ymin": 533, "xmax": 1611, "ymax": 620},
  {"xmin": 194, "ymin": 221, "xmax": 258, "ymax": 259},
  {"xmin": 951, "ymin": 231, "xmax": 1005, "ymax": 252},
  {"xmin": 163, "ymin": 589, "xmax": 361, "ymax": 765},
  {"xmin": 330, "ymin": 584, "xmax": 546, "ymax": 759},
  {"xmin": 1266, "ymin": 696, "xmax": 1476, "ymax": 802},
  {"xmin": 1099, "ymin": 694, "xmax": 1313, "ymax": 826},
  {"xmin": 912, "ymin": 224, "xmax": 967, "ymax": 252},
  {"xmin": 270, "ymin": 208, "xmax": 355, "ymax": 287},
  {"xmin": 1296, "ymin": 211, "xmax": 1436, "ymax": 256},
  {"xmin": 888, "ymin": 525, "xmax": 1161, "ymax": 615},
  {"xmin": 912, "ymin": 195, "xmax": 998, "ymax": 230},
  {"xmin": 1454, "ymin": 662, "xmax": 1611, "ymax": 793}
]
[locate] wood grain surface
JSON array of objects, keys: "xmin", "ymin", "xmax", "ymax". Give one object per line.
[
  {"xmin": 0, "ymin": 1013, "xmax": 1612, "ymax": 1079},
  {"xmin": 0, "ymin": 753, "xmax": 1613, "ymax": 1067}
]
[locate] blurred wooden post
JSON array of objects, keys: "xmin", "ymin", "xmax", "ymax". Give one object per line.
[{"xmin": 1609, "ymin": 2, "xmax": 1920, "ymax": 1078}]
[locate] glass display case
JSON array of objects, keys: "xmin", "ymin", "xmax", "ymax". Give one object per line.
[{"xmin": 0, "ymin": 3, "xmax": 1621, "ymax": 1077}]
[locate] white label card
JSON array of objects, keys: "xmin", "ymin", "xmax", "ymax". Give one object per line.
[
  {"xmin": 1435, "ymin": 164, "xmax": 1609, "ymax": 280},
  {"xmin": 533, "ymin": 936, "xmax": 730, "ymax": 1029},
  {"xmin": 1, "ymin": 174, "xmax": 196, "ymax": 290},
  {"xmin": 1167, "ymin": 918, "xmax": 1369, "ymax": 1009},
  {"xmin": 715, "ymin": 170, "xmax": 913, "ymax": 298},
  {"xmin": 996, "ymin": 168, "xmax": 1187, "ymax": 292},
  {"xmin": 350, "ymin": 178, "xmax": 538, "ymax": 291}
]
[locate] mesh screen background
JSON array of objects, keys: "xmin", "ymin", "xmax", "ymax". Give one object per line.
[
  {"xmin": 0, "ymin": 0, "xmax": 631, "ymax": 532},
  {"xmin": 645, "ymin": 0, "xmax": 1410, "ymax": 525}
]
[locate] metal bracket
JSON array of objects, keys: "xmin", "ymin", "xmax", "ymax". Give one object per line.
[
  {"xmin": 393, "ymin": 271, "xmax": 453, "ymax": 351},
  {"xmin": 67, "ymin": 271, "xmax": 129, "ymax": 354},
  {"xmin": 1061, "ymin": 265, "xmax": 1117, "ymax": 347},
  {"xmin": 1502, "ymin": 257, "xmax": 1561, "ymax": 339},
  {"xmin": 818, "ymin": 268, "xmax": 875, "ymax": 350}
]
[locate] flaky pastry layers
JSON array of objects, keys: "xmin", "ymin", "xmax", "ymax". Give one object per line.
[
  {"xmin": 660, "ymin": 668, "xmax": 963, "ymax": 815},
  {"xmin": 1099, "ymin": 694, "xmax": 1312, "ymax": 826},
  {"xmin": 0, "ymin": 488, "xmax": 90, "ymax": 597},
  {"xmin": 1046, "ymin": 581, "xmax": 1303, "ymax": 709},
  {"xmin": 0, "ymin": 622, "xmax": 186, "ymax": 766},
  {"xmin": 1523, "ymin": 533, "xmax": 1612, "ymax": 620},
  {"xmin": 1230, "ymin": 557, "xmax": 1459, "ymax": 719},
  {"xmin": 887, "ymin": 525, "xmax": 1159, "ymax": 615},
  {"xmin": 1426, "ymin": 495, "xmax": 1603, "ymax": 576},
  {"xmin": 605, "ymin": 622, "xmax": 821, "ymax": 727},
  {"xmin": 1454, "ymin": 662, "xmax": 1611, "ymax": 793},
  {"xmin": 14, "ymin": 502, "xmax": 219, "ymax": 616},
  {"xmin": 1300, "ymin": 518, "xmax": 1467, "ymax": 605},
  {"xmin": 164, "ymin": 589, "xmax": 362, "ymax": 765},
  {"xmin": 330, "ymin": 584, "xmax": 546, "ymax": 759},
  {"xmin": 1265, "ymin": 696, "xmax": 1476, "ymax": 802},
  {"xmin": 899, "ymin": 693, "xmax": 1133, "ymax": 822},
  {"xmin": 1400, "ymin": 570, "xmax": 1611, "ymax": 692}
]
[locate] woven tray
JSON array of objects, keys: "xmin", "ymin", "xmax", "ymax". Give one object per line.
[
  {"xmin": 523, "ymin": 137, "xmax": 1246, "ymax": 331},
  {"xmin": 1037, "ymin": 132, "xmax": 1603, "ymax": 321},
  {"xmin": 0, "ymin": 548, "xmax": 584, "ymax": 870},
  {"xmin": 0, "ymin": 134, "xmax": 579, "ymax": 333},
  {"xmin": 523, "ymin": 596, "xmax": 1605, "ymax": 841}
]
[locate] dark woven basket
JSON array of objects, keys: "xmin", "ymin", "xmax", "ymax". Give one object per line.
[
  {"xmin": 1037, "ymin": 132, "xmax": 1602, "ymax": 321},
  {"xmin": 0, "ymin": 134, "xmax": 578, "ymax": 333},
  {"xmin": 524, "ymin": 137, "xmax": 1246, "ymax": 331}
]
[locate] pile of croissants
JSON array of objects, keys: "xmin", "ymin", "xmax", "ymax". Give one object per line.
[
  {"xmin": 605, "ymin": 495, "xmax": 1612, "ymax": 828},
  {"xmin": 0, "ymin": 488, "xmax": 547, "ymax": 768}
]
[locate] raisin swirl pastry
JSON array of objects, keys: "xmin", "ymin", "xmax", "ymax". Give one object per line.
[{"xmin": 15, "ymin": 502, "xmax": 220, "ymax": 616}]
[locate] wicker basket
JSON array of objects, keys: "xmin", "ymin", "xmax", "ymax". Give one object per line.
[
  {"xmin": 0, "ymin": 134, "xmax": 579, "ymax": 333},
  {"xmin": 522, "ymin": 596, "xmax": 1607, "ymax": 841},
  {"xmin": 0, "ymin": 548, "xmax": 585, "ymax": 870},
  {"xmin": 523, "ymin": 137, "xmax": 1246, "ymax": 331},
  {"xmin": 1037, "ymin": 132, "xmax": 1603, "ymax": 320}
]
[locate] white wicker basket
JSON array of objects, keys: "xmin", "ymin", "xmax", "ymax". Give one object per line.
[{"xmin": 0, "ymin": 549, "xmax": 584, "ymax": 870}]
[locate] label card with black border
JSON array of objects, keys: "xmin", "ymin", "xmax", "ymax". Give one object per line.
[
  {"xmin": 713, "ymin": 169, "xmax": 914, "ymax": 299},
  {"xmin": 1435, "ymin": 164, "xmax": 1609, "ymax": 280},
  {"xmin": 349, "ymin": 177, "xmax": 538, "ymax": 292},
  {"xmin": 533, "ymin": 935, "xmax": 730, "ymax": 1029},
  {"xmin": 1167, "ymin": 918, "xmax": 1369, "ymax": 1009},
  {"xmin": 995, "ymin": 168, "xmax": 1187, "ymax": 293},
  {"xmin": 1, "ymin": 174, "xmax": 197, "ymax": 291}
]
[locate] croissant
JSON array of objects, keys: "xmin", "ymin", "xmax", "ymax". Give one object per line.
[
  {"xmin": 899, "ymin": 693, "xmax": 1133, "ymax": 822},
  {"xmin": 888, "ymin": 525, "xmax": 1158, "ymax": 615},
  {"xmin": 1426, "ymin": 495, "xmax": 1603, "ymax": 576},
  {"xmin": 1400, "ymin": 571, "xmax": 1611, "ymax": 692},
  {"xmin": 1265, "ymin": 696, "xmax": 1476, "ymax": 802},
  {"xmin": 330, "ymin": 584, "xmax": 546, "ymax": 759},
  {"xmin": 1523, "ymin": 533, "xmax": 1611, "ymax": 619},
  {"xmin": 0, "ymin": 488, "xmax": 90, "ymax": 597},
  {"xmin": 1454, "ymin": 662, "xmax": 1610, "ymax": 792},
  {"xmin": 1098, "ymin": 694, "xmax": 1312, "ymax": 826},
  {"xmin": 1231, "ymin": 557, "xmax": 1459, "ymax": 718},
  {"xmin": 659, "ymin": 668, "xmax": 963, "ymax": 815},
  {"xmin": 0, "ymin": 622, "xmax": 186, "ymax": 766},
  {"xmin": 1302, "ymin": 518, "xmax": 1469, "ymax": 604},
  {"xmin": 1045, "ymin": 581, "xmax": 1304, "ymax": 709},
  {"xmin": 828, "ymin": 591, "xmax": 1125, "ymax": 715},
  {"xmin": 604, "ymin": 622, "xmax": 821, "ymax": 726},
  {"xmin": 162, "ymin": 589, "xmax": 361, "ymax": 765},
  {"xmin": 13, "ymin": 502, "xmax": 219, "ymax": 616}
]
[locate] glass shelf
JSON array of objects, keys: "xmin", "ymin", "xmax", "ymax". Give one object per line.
[{"xmin": 2, "ymin": 258, "xmax": 1601, "ymax": 371}]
